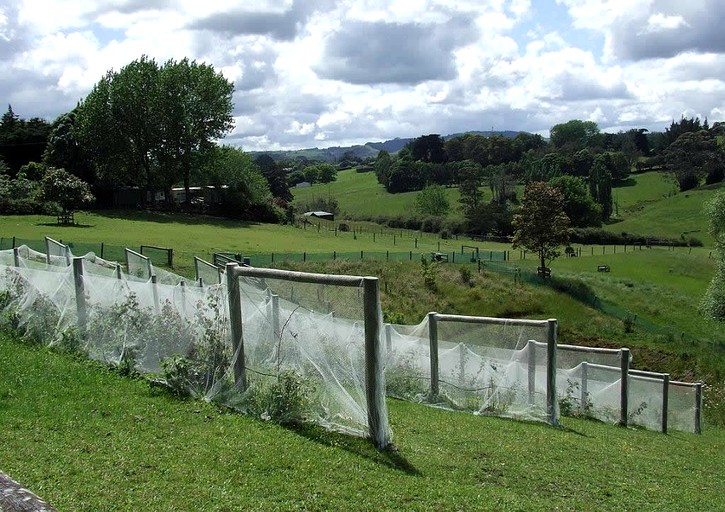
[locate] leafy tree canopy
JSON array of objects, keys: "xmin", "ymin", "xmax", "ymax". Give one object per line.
[
  {"xmin": 40, "ymin": 167, "xmax": 94, "ymax": 218},
  {"xmin": 414, "ymin": 184, "xmax": 450, "ymax": 216},
  {"xmin": 512, "ymin": 182, "xmax": 571, "ymax": 271},
  {"xmin": 550, "ymin": 120, "xmax": 600, "ymax": 152},
  {"xmin": 548, "ymin": 175, "xmax": 601, "ymax": 228},
  {"xmin": 77, "ymin": 55, "xmax": 234, "ymax": 203}
]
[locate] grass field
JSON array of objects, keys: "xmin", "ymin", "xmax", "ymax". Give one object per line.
[
  {"xmin": 1, "ymin": 332, "xmax": 723, "ymax": 511},
  {"xmin": 292, "ymin": 169, "xmax": 475, "ymax": 220},
  {"xmin": 1, "ymin": 196, "xmax": 724, "ymax": 509},
  {"xmin": 294, "ymin": 169, "xmax": 723, "ymax": 246}
]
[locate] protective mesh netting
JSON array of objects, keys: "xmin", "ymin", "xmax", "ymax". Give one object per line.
[
  {"xmin": 385, "ymin": 318, "xmax": 700, "ymax": 432},
  {"xmin": 0, "ymin": 243, "xmax": 701, "ymax": 435},
  {"xmin": 0, "ymin": 245, "xmax": 389, "ymax": 441},
  {"xmin": 385, "ymin": 317, "xmax": 556, "ymax": 423},
  {"xmin": 237, "ymin": 274, "xmax": 385, "ymax": 437}
]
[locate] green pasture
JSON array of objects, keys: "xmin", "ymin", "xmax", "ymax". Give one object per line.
[
  {"xmin": 292, "ymin": 169, "xmax": 475, "ymax": 219},
  {"xmin": 612, "ymin": 171, "xmax": 678, "ymax": 210},
  {"xmin": 608, "ymin": 173, "xmax": 721, "ymax": 245},
  {"xmin": 1, "ymin": 332, "xmax": 722, "ymax": 511}
]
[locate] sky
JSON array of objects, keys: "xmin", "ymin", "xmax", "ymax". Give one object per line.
[{"xmin": 1, "ymin": 0, "xmax": 724, "ymax": 151}]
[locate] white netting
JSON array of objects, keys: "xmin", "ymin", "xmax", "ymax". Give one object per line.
[
  {"xmin": 385, "ymin": 315, "xmax": 556, "ymax": 423},
  {"xmin": 234, "ymin": 272, "xmax": 389, "ymax": 441},
  {"xmin": 556, "ymin": 347, "xmax": 627, "ymax": 423},
  {"xmin": 125, "ymin": 249, "xmax": 153, "ymax": 281},
  {"xmin": 0, "ymin": 243, "xmax": 703, "ymax": 436},
  {"xmin": 0, "ymin": 249, "xmax": 392, "ymax": 444},
  {"xmin": 668, "ymin": 382, "xmax": 699, "ymax": 433},
  {"xmin": 195, "ymin": 257, "xmax": 222, "ymax": 286},
  {"xmin": 45, "ymin": 236, "xmax": 70, "ymax": 265}
]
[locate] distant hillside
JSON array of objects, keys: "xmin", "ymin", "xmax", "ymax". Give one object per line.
[{"xmin": 251, "ymin": 130, "xmax": 522, "ymax": 163}]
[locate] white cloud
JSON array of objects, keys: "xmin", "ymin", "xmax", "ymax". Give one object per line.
[
  {"xmin": 0, "ymin": 0, "xmax": 722, "ymax": 150},
  {"xmin": 642, "ymin": 13, "xmax": 689, "ymax": 33}
]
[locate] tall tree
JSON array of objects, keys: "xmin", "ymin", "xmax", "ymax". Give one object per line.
[
  {"xmin": 550, "ymin": 120, "xmax": 600, "ymax": 152},
  {"xmin": 549, "ymin": 175, "xmax": 601, "ymax": 227},
  {"xmin": 663, "ymin": 130, "xmax": 724, "ymax": 191},
  {"xmin": 157, "ymin": 57, "xmax": 234, "ymax": 203},
  {"xmin": 43, "ymin": 108, "xmax": 94, "ymax": 184},
  {"xmin": 414, "ymin": 184, "xmax": 450, "ymax": 216},
  {"xmin": 0, "ymin": 105, "xmax": 51, "ymax": 173},
  {"xmin": 255, "ymin": 154, "xmax": 292, "ymax": 202},
  {"xmin": 589, "ymin": 156, "xmax": 613, "ymax": 220},
  {"xmin": 701, "ymin": 190, "xmax": 725, "ymax": 321},
  {"xmin": 374, "ymin": 150, "xmax": 392, "ymax": 186},
  {"xmin": 410, "ymin": 134, "xmax": 447, "ymax": 164},
  {"xmin": 457, "ymin": 160, "xmax": 483, "ymax": 215},
  {"xmin": 77, "ymin": 56, "xmax": 234, "ymax": 203},
  {"xmin": 512, "ymin": 182, "xmax": 571, "ymax": 271}
]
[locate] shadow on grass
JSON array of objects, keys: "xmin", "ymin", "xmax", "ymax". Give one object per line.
[
  {"xmin": 283, "ymin": 422, "xmax": 421, "ymax": 476},
  {"xmin": 35, "ymin": 223, "xmax": 95, "ymax": 228},
  {"xmin": 93, "ymin": 209, "xmax": 260, "ymax": 228},
  {"xmin": 614, "ymin": 178, "xmax": 637, "ymax": 188}
]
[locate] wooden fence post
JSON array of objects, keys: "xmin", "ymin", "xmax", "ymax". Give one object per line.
[
  {"xmin": 546, "ymin": 319, "xmax": 558, "ymax": 425},
  {"xmin": 72, "ymin": 257, "xmax": 87, "ymax": 334},
  {"xmin": 527, "ymin": 340, "xmax": 536, "ymax": 405},
  {"xmin": 581, "ymin": 362, "xmax": 588, "ymax": 412},
  {"xmin": 226, "ymin": 263, "xmax": 247, "ymax": 392},
  {"xmin": 662, "ymin": 374, "xmax": 669, "ymax": 434},
  {"xmin": 620, "ymin": 348, "xmax": 631, "ymax": 426},
  {"xmin": 151, "ymin": 275, "xmax": 160, "ymax": 314},
  {"xmin": 385, "ymin": 323, "xmax": 392, "ymax": 354},
  {"xmin": 428, "ymin": 312, "xmax": 439, "ymax": 398},
  {"xmin": 695, "ymin": 382, "xmax": 703, "ymax": 434},
  {"xmin": 363, "ymin": 276, "xmax": 390, "ymax": 449},
  {"xmin": 13, "ymin": 247, "xmax": 20, "ymax": 267}
]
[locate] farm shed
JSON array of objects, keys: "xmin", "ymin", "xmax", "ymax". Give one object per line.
[{"xmin": 304, "ymin": 211, "xmax": 335, "ymax": 221}]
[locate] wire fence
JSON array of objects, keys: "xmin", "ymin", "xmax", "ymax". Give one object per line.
[
  {"xmin": 477, "ymin": 259, "xmax": 721, "ymax": 350},
  {"xmin": 2, "ymin": 235, "xmax": 716, "ymax": 351}
]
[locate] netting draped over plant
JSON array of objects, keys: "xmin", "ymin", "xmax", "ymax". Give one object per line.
[
  {"xmin": 0, "ymin": 241, "xmax": 703, "ymax": 436},
  {"xmin": 385, "ymin": 314, "xmax": 559, "ymax": 424},
  {"xmin": 228, "ymin": 265, "xmax": 391, "ymax": 447},
  {"xmin": 0, "ymin": 244, "xmax": 392, "ymax": 446}
]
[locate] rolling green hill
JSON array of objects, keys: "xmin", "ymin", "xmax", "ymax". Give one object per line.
[
  {"xmin": 295, "ymin": 169, "xmax": 722, "ymax": 246},
  {"xmin": 608, "ymin": 174, "xmax": 722, "ymax": 245},
  {"xmin": 292, "ymin": 169, "xmax": 484, "ymax": 220}
]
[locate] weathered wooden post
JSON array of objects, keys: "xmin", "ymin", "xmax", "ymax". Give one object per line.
[
  {"xmin": 271, "ymin": 293, "xmax": 280, "ymax": 342},
  {"xmin": 72, "ymin": 257, "xmax": 87, "ymax": 334},
  {"xmin": 581, "ymin": 362, "xmax": 589, "ymax": 412},
  {"xmin": 662, "ymin": 374, "xmax": 669, "ymax": 434},
  {"xmin": 149, "ymin": 275, "xmax": 159, "ymax": 314},
  {"xmin": 546, "ymin": 319, "xmax": 558, "ymax": 425},
  {"xmin": 13, "ymin": 247, "xmax": 20, "ymax": 267},
  {"xmin": 385, "ymin": 323, "xmax": 392, "ymax": 354},
  {"xmin": 226, "ymin": 262, "xmax": 247, "ymax": 392},
  {"xmin": 428, "ymin": 312, "xmax": 439, "ymax": 398},
  {"xmin": 695, "ymin": 382, "xmax": 703, "ymax": 434},
  {"xmin": 527, "ymin": 340, "xmax": 536, "ymax": 405},
  {"xmin": 363, "ymin": 276, "xmax": 390, "ymax": 449},
  {"xmin": 620, "ymin": 348, "xmax": 631, "ymax": 426}
]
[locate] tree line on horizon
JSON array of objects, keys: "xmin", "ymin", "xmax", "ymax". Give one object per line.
[{"xmin": 0, "ymin": 54, "xmax": 723, "ymax": 229}]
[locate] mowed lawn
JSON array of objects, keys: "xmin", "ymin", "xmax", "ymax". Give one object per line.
[{"xmin": 1, "ymin": 332, "xmax": 723, "ymax": 511}]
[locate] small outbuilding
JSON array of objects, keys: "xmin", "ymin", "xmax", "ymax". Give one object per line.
[{"xmin": 304, "ymin": 211, "xmax": 335, "ymax": 221}]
